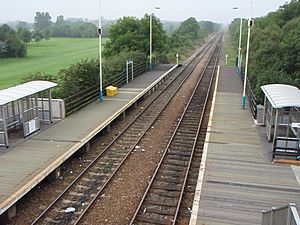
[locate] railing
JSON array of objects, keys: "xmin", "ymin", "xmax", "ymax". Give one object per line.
[
  {"xmin": 262, "ymin": 203, "xmax": 300, "ymax": 225},
  {"xmin": 240, "ymin": 67, "xmax": 258, "ymax": 118},
  {"xmin": 64, "ymin": 60, "xmax": 149, "ymax": 116},
  {"xmin": 273, "ymin": 137, "xmax": 300, "ymax": 159}
]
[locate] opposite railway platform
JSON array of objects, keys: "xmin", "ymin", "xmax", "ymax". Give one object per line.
[
  {"xmin": 0, "ymin": 64, "xmax": 177, "ymax": 219},
  {"xmin": 190, "ymin": 66, "xmax": 300, "ymax": 225}
]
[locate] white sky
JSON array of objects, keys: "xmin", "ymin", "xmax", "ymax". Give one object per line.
[{"xmin": 0, "ymin": 0, "xmax": 290, "ymax": 24}]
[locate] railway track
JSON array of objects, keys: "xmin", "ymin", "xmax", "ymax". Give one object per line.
[
  {"xmin": 129, "ymin": 39, "xmax": 221, "ymax": 225},
  {"xmin": 31, "ymin": 36, "xmax": 220, "ymax": 225}
]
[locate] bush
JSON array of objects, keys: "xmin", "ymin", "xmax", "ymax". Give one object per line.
[{"xmin": 56, "ymin": 59, "xmax": 99, "ymax": 98}]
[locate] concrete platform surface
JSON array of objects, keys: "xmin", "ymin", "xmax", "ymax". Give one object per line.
[
  {"xmin": 190, "ymin": 67, "xmax": 300, "ymax": 225},
  {"xmin": 0, "ymin": 64, "xmax": 176, "ymax": 215}
]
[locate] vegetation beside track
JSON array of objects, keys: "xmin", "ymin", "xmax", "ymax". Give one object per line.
[{"xmin": 228, "ymin": 0, "xmax": 300, "ymax": 102}]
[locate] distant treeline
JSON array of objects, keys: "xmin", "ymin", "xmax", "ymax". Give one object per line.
[{"xmin": 31, "ymin": 12, "xmax": 106, "ymax": 40}]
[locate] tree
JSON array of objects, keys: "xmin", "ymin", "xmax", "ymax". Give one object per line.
[
  {"xmin": 140, "ymin": 14, "xmax": 168, "ymax": 57},
  {"xmin": 169, "ymin": 17, "xmax": 202, "ymax": 50},
  {"xmin": 17, "ymin": 27, "xmax": 31, "ymax": 43},
  {"xmin": 104, "ymin": 16, "xmax": 141, "ymax": 57},
  {"xmin": 56, "ymin": 15, "xmax": 65, "ymax": 25},
  {"xmin": 104, "ymin": 15, "xmax": 168, "ymax": 58},
  {"xmin": 0, "ymin": 24, "xmax": 27, "ymax": 58},
  {"xmin": 33, "ymin": 12, "xmax": 52, "ymax": 40},
  {"xmin": 177, "ymin": 17, "xmax": 200, "ymax": 40}
]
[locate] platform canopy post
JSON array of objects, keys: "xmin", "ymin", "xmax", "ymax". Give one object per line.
[
  {"xmin": 263, "ymin": 95, "xmax": 267, "ymax": 126},
  {"xmin": 0, "ymin": 106, "xmax": 9, "ymax": 147},
  {"xmin": 48, "ymin": 89, "xmax": 53, "ymax": 123},
  {"xmin": 272, "ymin": 109, "xmax": 279, "ymax": 149}
]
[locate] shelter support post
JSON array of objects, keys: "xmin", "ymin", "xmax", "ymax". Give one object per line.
[{"xmin": 272, "ymin": 109, "xmax": 279, "ymax": 158}]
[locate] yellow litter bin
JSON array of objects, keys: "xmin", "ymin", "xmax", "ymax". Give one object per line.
[{"xmin": 106, "ymin": 86, "xmax": 117, "ymax": 96}]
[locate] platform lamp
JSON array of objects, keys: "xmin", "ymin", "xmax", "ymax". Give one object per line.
[
  {"xmin": 233, "ymin": 7, "xmax": 243, "ymax": 75},
  {"xmin": 242, "ymin": 0, "xmax": 254, "ymax": 110},
  {"xmin": 149, "ymin": 6, "xmax": 160, "ymax": 71},
  {"xmin": 98, "ymin": 0, "xmax": 103, "ymax": 102}
]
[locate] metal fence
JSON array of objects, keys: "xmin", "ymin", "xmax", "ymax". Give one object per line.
[
  {"xmin": 262, "ymin": 203, "xmax": 300, "ymax": 225},
  {"xmin": 64, "ymin": 60, "xmax": 150, "ymax": 116},
  {"xmin": 240, "ymin": 68, "xmax": 258, "ymax": 118}
]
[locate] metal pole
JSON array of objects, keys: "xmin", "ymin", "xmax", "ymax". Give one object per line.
[
  {"xmin": 98, "ymin": 0, "xmax": 103, "ymax": 102},
  {"xmin": 149, "ymin": 13, "xmax": 152, "ymax": 70},
  {"xmin": 242, "ymin": 19, "xmax": 251, "ymax": 110},
  {"xmin": 126, "ymin": 61, "xmax": 129, "ymax": 84},
  {"xmin": 132, "ymin": 61, "xmax": 134, "ymax": 81},
  {"xmin": 238, "ymin": 16, "xmax": 243, "ymax": 74}
]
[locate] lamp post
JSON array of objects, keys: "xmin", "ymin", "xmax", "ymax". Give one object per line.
[
  {"xmin": 233, "ymin": 7, "xmax": 243, "ymax": 75},
  {"xmin": 242, "ymin": 18, "xmax": 253, "ymax": 110},
  {"xmin": 98, "ymin": 0, "xmax": 103, "ymax": 102},
  {"xmin": 149, "ymin": 7, "xmax": 160, "ymax": 70},
  {"xmin": 241, "ymin": 0, "xmax": 254, "ymax": 110}
]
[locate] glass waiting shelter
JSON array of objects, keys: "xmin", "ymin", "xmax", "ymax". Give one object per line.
[
  {"xmin": 0, "ymin": 81, "xmax": 57, "ymax": 147},
  {"xmin": 261, "ymin": 84, "xmax": 300, "ymax": 159}
]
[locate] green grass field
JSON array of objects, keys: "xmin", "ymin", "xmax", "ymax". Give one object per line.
[{"xmin": 0, "ymin": 38, "xmax": 101, "ymax": 89}]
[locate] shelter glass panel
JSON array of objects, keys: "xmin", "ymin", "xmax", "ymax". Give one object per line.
[
  {"xmin": 266, "ymin": 100, "xmax": 275, "ymax": 141},
  {"xmin": 22, "ymin": 95, "xmax": 40, "ymax": 137}
]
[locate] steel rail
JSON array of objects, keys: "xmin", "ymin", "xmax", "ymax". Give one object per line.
[
  {"xmin": 73, "ymin": 36, "xmax": 220, "ymax": 225},
  {"xmin": 31, "ymin": 36, "xmax": 219, "ymax": 225},
  {"xmin": 173, "ymin": 43, "xmax": 221, "ymax": 224},
  {"xmin": 129, "ymin": 37, "xmax": 221, "ymax": 225}
]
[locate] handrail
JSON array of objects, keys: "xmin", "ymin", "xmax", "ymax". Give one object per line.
[
  {"xmin": 262, "ymin": 203, "xmax": 300, "ymax": 225},
  {"xmin": 64, "ymin": 60, "xmax": 148, "ymax": 116}
]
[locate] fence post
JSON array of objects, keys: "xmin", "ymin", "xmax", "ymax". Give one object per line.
[
  {"xmin": 132, "ymin": 61, "xmax": 134, "ymax": 81},
  {"xmin": 126, "ymin": 60, "xmax": 129, "ymax": 84}
]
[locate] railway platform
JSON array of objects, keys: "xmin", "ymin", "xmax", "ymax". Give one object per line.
[
  {"xmin": 0, "ymin": 64, "xmax": 177, "ymax": 220},
  {"xmin": 190, "ymin": 67, "xmax": 300, "ymax": 225}
]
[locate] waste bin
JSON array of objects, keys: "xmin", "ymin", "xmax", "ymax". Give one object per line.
[{"xmin": 106, "ymin": 86, "xmax": 117, "ymax": 96}]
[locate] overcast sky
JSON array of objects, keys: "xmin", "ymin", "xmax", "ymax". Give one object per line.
[{"xmin": 0, "ymin": 0, "xmax": 289, "ymax": 24}]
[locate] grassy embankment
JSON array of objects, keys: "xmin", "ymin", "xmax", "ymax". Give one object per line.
[
  {"xmin": 223, "ymin": 32, "xmax": 237, "ymax": 67},
  {"xmin": 0, "ymin": 38, "xmax": 101, "ymax": 89}
]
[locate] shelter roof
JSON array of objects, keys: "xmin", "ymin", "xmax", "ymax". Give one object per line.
[
  {"xmin": 261, "ymin": 84, "xmax": 300, "ymax": 109},
  {"xmin": 0, "ymin": 81, "xmax": 57, "ymax": 106}
]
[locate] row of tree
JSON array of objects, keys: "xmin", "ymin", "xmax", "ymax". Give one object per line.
[
  {"xmin": 32, "ymin": 12, "xmax": 99, "ymax": 40},
  {"xmin": 229, "ymin": 0, "xmax": 300, "ymax": 102}
]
